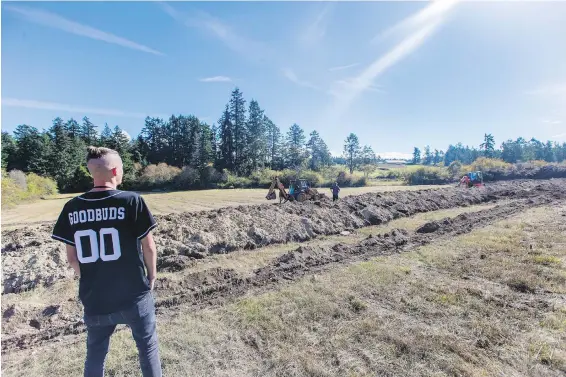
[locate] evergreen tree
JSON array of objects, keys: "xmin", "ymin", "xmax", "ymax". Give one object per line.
[
  {"xmin": 265, "ymin": 116, "xmax": 283, "ymax": 170},
  {"xmin": 1, "ymin": 131, "xmax": 17, "ymax": 170},
  {"xmin": 285, "ymin": 123, "xmax": 307, "ymax": 169},
  {"xmin": 48, "ymin": 117, "xmax": 74, "ymax": 189},
  {"xmin": 412, "ymin": 147, "xmax": 421, "ymax": 164},
  {"xmin": 343, "ymin": 133, "xmax": 361, "ymax": 174},
  {"xmin": 217, "ymin": 105, "xmax": 234, "ymax": 170},
  {"xmin": 361, "ymin": 145, "xmax": 376, "ymax": 165},
  {"xmin": 65, "ymin": 118, "xmax": 81, "ymax": 139},
  {"xmin": 480, "ymin": 133, "xmax": 496, "ymax": 157},
  {"xmin": 100, "ymin": 123, "xmax": 113, "ymax": 148},
  {"xmin": 306, "ymin": 130, "xmax": 331, "ymax": 171},
  {"xmin": 433, "ymin": 149, "xmax": 441, "ymax": 165},
  {"xmin": 229, "ymin": 88, "xmax": 247, "ymax": 173},
  {"xmin": 423, "ymin": 145, "xmax": 433, "ymax": 165},
  {"xmin": 246, "ymin": 100, "xmax": 266, "ymax": 172},
  {"xmin": 81, "ymin": 116, "xmax": 98, "ymax": 145}
]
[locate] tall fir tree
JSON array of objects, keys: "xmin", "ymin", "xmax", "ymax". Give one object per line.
[
  {"xmin": 412, "ymin": 147, "xmax": 421, "ymax": 164},
  {"xmin": 306, "ymin": 130, "xmax": 331, "ymax": 171},
  {"xmin": 480, "ymin": 133, "xmax": 496, "ymax": 157},
  {"xmin": 217, "ymin": 105, "xmax": 234, "ymax": 171},
  {"xmin": 265, "ymin": 116, "xmax": 283, "ymax": 170},
  {"xmin": 245, "ymin": 100, "xmax": 266, "ymax": 173},
  {"xmin": 81, "ymin": 116, "xmax": 98, "ymax": 146},
  {"xmin": 65, "ymin": 118, "xmax": 81, "ymax": 139},
  {"xmin": 285, "ymin": 123, "xmax": 307, "ymax": 169},
  {"xmin": 343, "ymin": 133, "xmax": 361, "ymax": 174},
  {"xmin": 229, "ymin": 88, "xmax": 247, "ymax": 173}
]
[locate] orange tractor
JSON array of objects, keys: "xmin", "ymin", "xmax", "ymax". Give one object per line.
[{"xmin": 266, "ymin": 177, "xmax": 324, "ymax": 203}]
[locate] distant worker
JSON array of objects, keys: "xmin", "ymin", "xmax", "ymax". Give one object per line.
[
  {"xmin": 289, "ymin": 183, "xmax": 295, "ymax": 196},
  {"xmin": 51, "ymin": 146, "xmax": 162, "ymax": 377},
  {"xmin": 331, "ymin": 182, "xmax": 341, "ymax": 202}
]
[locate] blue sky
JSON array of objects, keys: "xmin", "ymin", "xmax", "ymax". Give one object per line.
[{"xmin": 2, "ymin": 1, "xmax": 566, "ymax": 158}]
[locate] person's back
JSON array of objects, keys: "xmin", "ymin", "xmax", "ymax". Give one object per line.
[
  {"xmin": 331, "ymin": 183, "xmax": 340, "ymax": 202},
  {"xmin": 52, "ymin": 146, "xmax": 162, "ymax": 377},
  {"xmin": 54, "ymin": 190, "xmax": 155, "ymax": 316}
]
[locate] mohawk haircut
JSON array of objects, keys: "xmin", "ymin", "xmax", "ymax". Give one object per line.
[{"xmin": 86, "ymin": 146, "xmax": 119, "ymax": 163}]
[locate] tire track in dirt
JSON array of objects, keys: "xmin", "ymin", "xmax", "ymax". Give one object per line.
[
  {"xmin": 3, "ymin": 179, "xmax": 566, "ymax": 294},
  {"xmin": 3, "ymin": 192, "xmax": 562, "ymax": 353}
]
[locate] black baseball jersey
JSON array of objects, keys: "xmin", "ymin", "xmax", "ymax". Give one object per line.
[{"xmin": 52, "ymin": 190, "xmax": 157, "ymax": 316}]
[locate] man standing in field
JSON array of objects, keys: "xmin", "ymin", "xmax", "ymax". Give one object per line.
[
  {"xmin": 51, "ymin": 146, "xmax": 162, "ymax": 377},
  {"xmin": 331, "ymin": 182, "xmax": 341, "ymax": 202}
]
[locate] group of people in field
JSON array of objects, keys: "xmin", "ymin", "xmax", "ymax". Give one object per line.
[{"xmin": 51, "ymin": 146, "xmax": 344, "ymax": 377}]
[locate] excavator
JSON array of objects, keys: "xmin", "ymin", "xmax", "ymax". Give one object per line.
[
  {"xmin": 266, "ymin": 177, "xmax": 325, "ymax": 203},
  {"xmin": 458, "ymin": 171, "xmax": 485, "ymax": 188}
]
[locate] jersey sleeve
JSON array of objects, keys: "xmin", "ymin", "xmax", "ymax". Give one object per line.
[
  {"xmin": 134, "ymin": 196, "xmax": 157, "ymax": 239},
  {"xmin": 52, "ymin": 204, "xmax": 75, "ymax": 246}
]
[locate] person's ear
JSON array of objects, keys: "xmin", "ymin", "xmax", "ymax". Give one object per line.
[{"xmin": 111, "ymin": 167, "xmax": 117, "ymax": 177}]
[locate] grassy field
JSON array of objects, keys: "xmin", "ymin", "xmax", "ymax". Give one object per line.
[
  {"xmin": 3, "ymin": 203, "xmax": 564, "ymax": 376},
  {"xmin": 0, "ymin": 183, "xmax": 444, "ymax": 226}
]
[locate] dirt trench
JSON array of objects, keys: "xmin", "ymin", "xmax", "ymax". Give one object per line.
[
  {"xmin": 2, "ymin": 191, "xmax": 562, "ymax": 353},
  {"xmin": 3, "ymin": 179, "xmax": 566, "ymax": 295}
]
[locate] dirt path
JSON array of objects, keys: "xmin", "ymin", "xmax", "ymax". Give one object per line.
[
  {"xmin": 2, "ymin": 179, "xmax": 564, "ymax": 294},
  {"xmin": 2, "ymin": 193, "xmax": 562, "ymax": 354},
  {"xmin": 1, "ymin": 184, "xmax": 435, "ymax": 227}
]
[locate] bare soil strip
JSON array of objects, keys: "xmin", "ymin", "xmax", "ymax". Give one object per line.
[
  {"xmin": 3, "ymin": 191, "xmax": 562, "ymax": 353},
  {"xmin": 3, "ymin": 179, "xmax": 565, "ymax": 295}
]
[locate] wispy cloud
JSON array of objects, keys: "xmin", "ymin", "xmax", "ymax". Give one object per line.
[
  {"xmin": 282, "ymin": 68, "xmax": 320, "ymax": 90},
  {"xmin": 541, "ymin": 119, "xmax": 563, "ymax": 125},
  {"xmin": 2, "ymin": 98, "xmax": 165, "ymax": 119},
  {"xmin": 329, "ymin": 79, "xmax": 386, "ymax": 98},
  {"xmin": 551, "ymin": 133, "xmax": 566, "ymax": 140},
  {"xmin": 300, "ymin": 4, "xmax": 333, "ymax": 46},
  {"xmin": 525, "ymin": 84, "xmax": 566, "ymax": 99},
  {"xmin": 328, "ymin": 63, "xmax": 360, "ymax": 72},
  {"xmin": 333, "ymin": 0, "xmax": 458, "ymax": 114},
  {"xmin": 199, "ymin": 76, "xmax": 233, "ymax": 83},
  {"xmin": 160, "ymin": 2, "xmax": 271, "ymax": 62},
  {"xmin": 371, "ymin": 0, "xmax": 458, "ymax": 44},
  {"xmin": 5, "ymin": 5, "xmax": 164, "ymax": 56}
]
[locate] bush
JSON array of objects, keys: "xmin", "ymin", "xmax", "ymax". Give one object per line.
[
  {"xmin": 2, "ymin": 170, "xmax": 58, "ymax": 207},
  {"xmin": 448, "ymin": 161, "xmax": 463, "ymax": 178},
  {"xmin": 8, "ymin": 170, "xmax": 27, "ymax": 190},
  {"xmin": 467, "ymin": 157, "xmax": 511, "ymax": 172},
  {"xmin": 27, "ymin": 173, "xmax": 58, "ymax": 197},
  {"xmin": 404, "ymin": 166, "xmax": 450, "ymax": 185},
  {"xmin": 138, "ymin": 163, "xmax": 182, "ymax": 189},
  {"xmin": 174, "ymin": 167, "xmax": 199, "ymax": 189}
]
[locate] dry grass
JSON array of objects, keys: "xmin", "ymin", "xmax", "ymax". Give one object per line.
[
  {"xmin": 3, "ymin": 204, "xmax": 565, "ymax": 377},
  {"xmin": 0, "ymin": 184, "xmax": 444, "ymax": 227}
]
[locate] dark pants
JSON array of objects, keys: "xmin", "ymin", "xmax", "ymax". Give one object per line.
[
  {"xmin": 333, "ymin": 194, "xmax": 339, "ymax": 202},
  {"xmin": 83, "ymin": 292, "xmax": 162, "ymax": 377}
]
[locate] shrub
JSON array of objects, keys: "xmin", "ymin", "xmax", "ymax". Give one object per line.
[
  {"xmin": 2, "ymin": 171, "xmax": 58, "ymax": 207},
  {"xmin": 222, "ymin": 173, "xmax": 252, "ymax": 189},
  {"xmin": 27, "ymin": 173, "xmax": 58, "ymax": 197},
  {"xmin": 448, "ymin": 161, "xmax": 463, "ymax": 178},
  {"xmin": 174, "ymin": 166, "xmax": 199, "ymax": 189},
  {"xmin": 8, "ymin": 170, "xmax": 27, "ymax": 190},
  {"xmin": 468, "ymin": 157, "xmax": 511, "ymax": 172},
  {"xmin": 138, "ymin": 163, "xmax": 182, "ymax": 189},
  {"xmin": 404, "ymin": 166, "xmax": 450, "ymax": 185}
]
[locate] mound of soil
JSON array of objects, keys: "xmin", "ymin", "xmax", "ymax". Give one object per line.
[{"xmin": 2, "ymin": 179, "xmax": 566, "ymax": 294}]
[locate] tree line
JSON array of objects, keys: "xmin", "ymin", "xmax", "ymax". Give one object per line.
[
  {"xmin": 1, "ymin": 88, "xmax": 377, "ymax": 192},
  {"xmin": 412, "ymin": 133, "xmax": 566, "ymax": 166}
]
